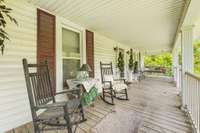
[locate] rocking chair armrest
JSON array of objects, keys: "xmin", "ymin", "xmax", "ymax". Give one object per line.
[
  {"xmin": 36, "ymin": 102, "xmax": 67, "ymax": 109},
  {"xmin": 56, "ymin": 88, "xmax": 81, "ymax": 95}
]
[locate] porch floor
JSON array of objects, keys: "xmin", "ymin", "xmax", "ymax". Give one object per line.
[
  {"xmin": 76, "ymin": 77, "xmax": 192, "ymax": 133},
  {"xmin": 7, "ymin": 77, "xmax": 192, "ymax": 133}
]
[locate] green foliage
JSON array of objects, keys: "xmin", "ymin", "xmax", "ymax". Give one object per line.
[
  {"xmin": 144, "ymin": 52, "xmax": 172, "ymax": 76},
  {"xmin": 144, "ymin": 52, "xmax": 172, "ymax": 67},
  {"xmin": 193, "ymin": 40, "xmax": 200, "ymax": 75},
  {"xmin": 117, "ymin": 52, "xmax": 124, "ymax": 73},
  {"xmin": 128, "ymin": 49, "xmax": 134, "ymax": 70},
  {"xmin": 178, "ymin": 49, "xmax": 182, "ymax": 65},
  {"xmin": 143, "ymin": 41, "xmax": 200, "ymax": 76},
  {"xmin": 0, "ymin": 0, "xmax": 17, "ymax": 55}
]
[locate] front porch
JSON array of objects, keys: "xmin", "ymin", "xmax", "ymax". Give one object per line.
[
  {"xmin": 6, "ymin": 77, "xmax": 192, "ymax": 133},
  {"xmin": 2, "ymin": 0, "xmax": 200, "ymax": 132}
]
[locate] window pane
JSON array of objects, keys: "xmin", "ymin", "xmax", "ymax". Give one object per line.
[
  {"xmin": 63, "ymin": 59, "xmax": 80, "ymax": 86},
  {"xmin": 62, "ymin": 28, "xmax": 80, "ymax": 58}
]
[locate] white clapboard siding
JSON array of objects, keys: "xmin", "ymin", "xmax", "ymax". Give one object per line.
[
  {"xmin": 0, "ymin": 0, "xmax": 137, "ymax": 132},
  {"xmin": 0, "ymin": 0, "xmax": 37, "ymax": 132},
  {"xmin": 94, "ymin": 32, "xmax": 132, "ymax": 81}
]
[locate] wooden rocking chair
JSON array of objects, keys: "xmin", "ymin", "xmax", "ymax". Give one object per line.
[
  {"xmin": 100, "ymin": 62, "xmax": 129, "ymax": 105},
  {"xmin": 22, "ymin": 58, "xmax": 86, "ymax": 133}
]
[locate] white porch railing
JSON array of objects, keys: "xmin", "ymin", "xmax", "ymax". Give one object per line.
[{"xmin": 184, "ymin": 72, "xmax": 200, "ymax": 133}]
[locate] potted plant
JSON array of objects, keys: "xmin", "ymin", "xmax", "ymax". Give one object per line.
[
  {"xmin": 128, "ymin": 49, "xmax": 134, "ymax": 70},
  {"xmin": 128, "ymin": 49, "xmax": 134, "ymax": 81},
  {"xmin": 117, "ymin": 52, "xmax": 124, "ymax": 77},
  {"xmin": 134, "ymin": 61, "xmax": 138, "ymax": 73},
  {"xmin": 0, "ymin": 0, "xmax": 17, "ymax": 55}
]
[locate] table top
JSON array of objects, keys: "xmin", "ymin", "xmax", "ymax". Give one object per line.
[{"xmin": 66, "ymin": 78, "xmax": 102, "ymax": 93}]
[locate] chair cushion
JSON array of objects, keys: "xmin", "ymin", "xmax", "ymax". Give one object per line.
[
  {"xmin": 112, "ymin": 83, "xmax": 128, "ymax": 92},
  {"xmin": 38, "ymin": 99, "xmax": 81, "ymax": 121},
  {"xmin": 103, "ymin": 76, "xmax": 127, "ymax": 91}
]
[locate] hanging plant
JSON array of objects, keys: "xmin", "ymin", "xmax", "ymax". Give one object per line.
[
  {"xmin": 128, "ymin": 49, "xmax": 134, "ymax": 70},
  {"xmin": 117, "ymin": 51, "xmax": 124, "ymax": 77},
  {"xmin": 0, "ymin": 0, "xmax": 18, "ymax": 55}
]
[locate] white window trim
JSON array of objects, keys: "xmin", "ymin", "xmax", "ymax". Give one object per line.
[
  {"xmin": 56, "ymin": 16, "xmax": 86, "ymax": 92},
  {"xmin": 62, "ymin": 25, "xmax": 81, "ymax": 60}
]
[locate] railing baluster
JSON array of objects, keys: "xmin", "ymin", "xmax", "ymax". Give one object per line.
[
  {"xmin": 195, "ymin": 79, "xmax": 198, "ymax": 129},
  {"xmin": 186, "ymin": 75, "xmax": 189, "ymax": 107},
  {"xmin": 194, "ymin": 79, "xmax": 197, "ymax": 129},
  {"xmin": 184, "ymin": 72, "xmax": 200, "ymax": 133},
  {"xmin": 192, "ymin": 78, "xmax": 195, "ymax": 124},
  {"xmin": 198, "ymin": 80, "xmax": 200, "ymax": 133}
]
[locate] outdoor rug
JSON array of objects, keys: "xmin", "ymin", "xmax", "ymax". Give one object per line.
[{"xmin": 91, "ymin": 107, "xmax": 142, "ymax": 133}]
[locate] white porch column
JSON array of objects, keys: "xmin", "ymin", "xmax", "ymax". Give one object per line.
[
  {"xmin": 140, "ymin": 52, "xmax": 145, "ymax": 71},
  {"xmin": 181, "ymin": 25, "xmax": 194, "ymax": 107},
  {"xmin": 172, "ymin": 48, "xmax": 179, "ymax": 85}
]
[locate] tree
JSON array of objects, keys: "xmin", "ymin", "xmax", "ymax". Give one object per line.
[
  {"xmin": 144, "ymin": 53, "xmax": 172, "ymax": 67},
  {"xmin": 144, "ymin": 52, "xmax": 172, "ymax": 76},
  {"xmin": 117, "ymin": 52, "xmax": 124, "ymax": 77},
  {"xmin": 193, "ymin": 40, "xmax": 200, "ymax": 75},
  {"xmin": 128, "ymin": 49, "xmax": 134, "ymax": 70},
  {"xmin": 0, "ymin": 0, "xmax": 17, "ymax": 55}
]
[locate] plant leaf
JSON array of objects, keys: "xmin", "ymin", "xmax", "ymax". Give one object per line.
[{"xmin": 0, "ymin": 1, "xmax": 17, "ymax": 55}]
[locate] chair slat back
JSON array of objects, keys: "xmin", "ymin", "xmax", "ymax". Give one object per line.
[
  {"xmin": 100, "ymin": 62, "xmax": 113, "ymax": 83},
  {"xmin": 23, "ymin": 59, "xmax": 55, "ymax": 110}
]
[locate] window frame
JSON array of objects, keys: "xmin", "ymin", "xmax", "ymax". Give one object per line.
[
  {"xmin": 56, "ymin": 17, "xmax": 86, "ymax": 92},
  {"xmin": 61, "ymin": 26, "xmax": 81, "ymax": 60},
  {"xmin": 61, "ymin": 26, "xmax": 82, "ymax": 83}
]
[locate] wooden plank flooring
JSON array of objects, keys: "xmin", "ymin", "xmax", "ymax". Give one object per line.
[
  {"xmin": 75, "ymin": 77, "xmax": 192, "ymax": 133},
  {"xmin": 6, "ymin": 77, "xmax": 192, "ymax": 133}
]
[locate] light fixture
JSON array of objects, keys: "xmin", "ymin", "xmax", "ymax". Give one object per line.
[
  {"xmin": 80, "ymin": 64, "xmax": 92, "ymax": 72},
  {"xmin": 113, "ymin": 46, "xmax": 118, "ymax": 51}
]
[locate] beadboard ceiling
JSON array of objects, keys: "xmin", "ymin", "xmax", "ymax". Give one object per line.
[{"xmin": 28, "ymin": 0, "xmax": 185, "ymax": 53}]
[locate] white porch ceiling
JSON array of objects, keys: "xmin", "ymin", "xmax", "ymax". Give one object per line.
[{"xmin": 29, "ymin": 0, "xmax": 185, "ymax": 52}]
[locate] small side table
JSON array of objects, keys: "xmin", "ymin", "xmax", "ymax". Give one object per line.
[{"xmin": 66, "ymin": 78, "xmax": 102, "ymax": 106}]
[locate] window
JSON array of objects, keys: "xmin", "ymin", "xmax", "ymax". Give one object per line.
[{"xmin": 62, "ymin": 28, "xmax": 80, "ymax": 86}]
